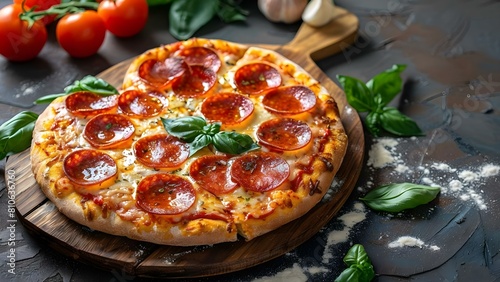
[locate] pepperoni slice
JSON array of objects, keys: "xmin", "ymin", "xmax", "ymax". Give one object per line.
[
  {"xmin": 134, "ymin": 134, "xmax": 190, "ymax": 170},
  {"xmin": 136, "ymin": 174, "xmax": 196, "ymax": 215},
  {"xmin": 201, "ymin": 93, "xmax": 254, "ymax": 126},
  {"xmin": 63, "ymin": 149, "xmax": 117, "ymax": 188},
  {"xmin": 138, "ymin": 58, "xmax": 189, "ymax": 88},
  {"xmin": 172, "ymin": 66, "xmax": 217, "ymax": 98},
  {"xmin": 262, "ymin": 86, "xmax": 317, "ymax": 115},
  {"xmin": 118, "ymin": 89, "xmax": 165, "ymax": 118},
  {"xmin": 234, "ymin": 63, "xmax": 281, "ymax": 94},
  {"xmin": 175, "ymin": 46, "xmax": 222, "ymax": 73},
  {"xmin": 257, "ymin": 118, "xmax": 312, "ymax": 151},
  {"xmin": 230, "ymin": 152, "xmax": 290, "ymax": 192},
  {"xmin": 190, "ymin": 155, "xmax": 237, "ymax": 195},
  {"xmin": 65, "ymin": 91, "xmax": 118, "ymax": 118},
  {"xmin": 83, "ymin": 114, "xmax": 135, "ymax": 149}
]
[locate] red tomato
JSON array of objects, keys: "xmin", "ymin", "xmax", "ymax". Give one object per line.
[
  {"xmin": 98, "ymin": 0, "xmax": 148, "ymax": 37},
  {"xmin": 13, "ymin": 0, "xmax": 61, "ymax": 25},
  {"xmin": 0, "ymin": 4, "xmax": 47, "ymax": 61},
  {"xmin": 56, "ymin": 11, "xmax": 106, "ymax": 58}
]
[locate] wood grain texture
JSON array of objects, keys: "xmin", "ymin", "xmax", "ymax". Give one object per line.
[{"xmin": 7, "ymin": 8, "xmax": 364, "ymax": 278}]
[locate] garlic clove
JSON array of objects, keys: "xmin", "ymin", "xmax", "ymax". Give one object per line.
[
  {"xmin": 302, "ymin": 0, "xmax": 336, "ymax": 27},
  {"xmin": 258, "ymin": 0, "xmax": 308, "ymax": 24}
]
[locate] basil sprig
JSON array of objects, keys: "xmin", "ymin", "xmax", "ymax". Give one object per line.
[
  {"xmin": 167, "ymin": 0, "xmax": 248, "ymax": 40},
  {"xmin": 162, "ymin": 116, "xmax": 259, "ymax": 156},
  {"xmin": 35, "ymin": 75, "xmax": 118, "ymax": 104},
  {"xmin": 0, "ymin": 111, "xmax": 39, "ymax": 160},
  {"xmin": 168, "ymin": 0, "xmax": 248, "ymax": 40},
  {"xmin": 360, "ymin": 183, "xmax": 440, "ymax": 213},
  {"xmin": 335, "ymin": 244, "xmax": 375, "ymax": 282},
  {"xmin": 337, "ymin": 64, "xmax": 423, "ymax": 137}
]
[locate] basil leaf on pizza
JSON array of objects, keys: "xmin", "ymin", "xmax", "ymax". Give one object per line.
[
  {"xmin": 337, "ymin": 64, "xmax": 423, "ymax": 137},
  {"xmin": 162, "ymin": 116, "xmax": 208, "ymax": 142},
  {"xmin": 213, "ymin": 131, "xmax": 260, "ymax": 155},
  {"xmin": 64, "ymin": 75, "xmax": 119, "ymax": 96},
  {"xmin": 163, "ymin": 116, "xmax": 259, "ymax": 156},
  {"xmin": 35, "ymin": 75, "xmax": 118, "ymax": 104},
  {"xmin": 190, "ymin": 134, "xmax": 213, "ymax": 156}
]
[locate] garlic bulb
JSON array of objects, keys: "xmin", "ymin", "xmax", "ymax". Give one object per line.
[
  {"xmin": 302, "ymin": 0, "xmax": 336, "ymax": 27},
  {"xmin": 258, "ymin": 0, "xmax": 308, "ymax": 24}
]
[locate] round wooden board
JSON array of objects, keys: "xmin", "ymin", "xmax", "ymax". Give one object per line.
[{"xmin": 8, "ymin": 8, "xmax": 364, "ymax": 278}]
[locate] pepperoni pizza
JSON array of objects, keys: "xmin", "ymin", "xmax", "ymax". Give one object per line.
[{"xmin": 31, "ymin": 38, "xmax": 348, "ymax": 246}]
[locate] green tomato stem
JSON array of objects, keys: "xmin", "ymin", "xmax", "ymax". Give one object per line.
[{"xmin": 19, "ymin": 1, "xmax": 99, "ymax": 27}]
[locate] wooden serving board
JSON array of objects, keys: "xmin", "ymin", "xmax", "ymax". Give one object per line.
[{"xmin": 7, "ymin": 7, "xmax": 363, "ymax": 278}]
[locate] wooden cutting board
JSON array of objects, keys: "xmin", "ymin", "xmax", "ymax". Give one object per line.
[{"xmin": 7, "ymin": 7, "xmax": 363, "ymax": 278}]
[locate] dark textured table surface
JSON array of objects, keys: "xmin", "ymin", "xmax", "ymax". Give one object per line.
[{"xmin": 1, "ymin": 0, "xmax": 500, "ymax": 281}]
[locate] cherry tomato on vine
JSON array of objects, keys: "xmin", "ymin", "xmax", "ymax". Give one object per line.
[
  {"xmin": 97, "ymin": 0, "xmax": 148, "ymax": 37},
  {"xmin": 0, "ymin": 4, "xmax": 47, "ymax": 62},
  {"xmin": 13, "ymin": 0, "xmax": 61, "ymax": 25},
  {"xmin": 56, "ymin": 11, "xmax": 106, "ymax": 58}
]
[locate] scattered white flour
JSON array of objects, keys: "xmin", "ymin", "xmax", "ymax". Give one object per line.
[
  {"xmin": 306, "ymin": 266, "xmax": 329, "ymax": 275},
  {"xmin": 481, "ymin": 164, "xmax": 500, "ymax": 177},
  {"xmin": 449, "ymin": 180, "xmax": 463, "ymax": 191},
  {"xmin": 458, "ymin": 170, "xmax": 479, "ymax": 182},
  {"xmin": 367, "ymin": 138, "xmax": 400, "ymax": 168},
  {"xmin": 388, "ymin": 236, "xmax": 440, "ymax": 251},
  {"xmin": 251, "ymin": 203, "xmax": 366, "ymax": 281},
  {"xmin": 364, "ymin": 137, "xmax": 500, "ymax": 210},
  {"xmin": 252, "ymin": 138, "xmax": 499, "ymax": 281},
  {"xmin": 322, "ymin": 202, "xmax": 367, "ymax": 264},
  {"xmin": 395, "ymin": 164, "xmax": 409, "ymax": 173},
  {"xmin": 431, "ymin": 163, "xmax": 456, "ymax": 172},
  {"xmin": 252, "ymin": 263, "xmax": 308, "ymax": 282}
]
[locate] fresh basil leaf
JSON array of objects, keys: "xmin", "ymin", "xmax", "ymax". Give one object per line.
[
  {"xmin": 163, "ymin": 116, "xmax": 259, "ymax": 155},
  {"xmin": 335, "ymin": 266, "xmax": 364, "ymax": 282},
  {"xmin": 64, "ymin": 75, "xmax": 118, "ymax": 96},
  {"xmin": 335, "ymin": 244, "xmax": 375, "ymax": 282},
  {"xmin": 343, "ymin": 244, "xmax": 371, "ymax": 267},
  {"xmin": 212, "ymin": 131, "xmax": 260, "ymax": 155},
  {"xmin": 217, "ymin": 0, "xmax": 248, "ymax": 22},
  {"xmin": 366, "ymin": 64, "xmax": 406, "ymax": 106},
  {"xmin": 169, "ymin": 0, "xmax": 218, "ymax": 40},
  {"xmin": 189, "ymin": 134, "xmax": 213, "ymax": 156},
  {"xmin": 34, "ymin": 93, "xmax": 66, "ymax": 104},
  {"xmin": 360, "ymin": 183, "xmax": 441, "ymax": 212},
  {"xmin": 0, "ymin": 111, "xmax": 39, "ymax": 160},
  {"xmin": 147, "ymin": 0, "xmax": 174, "ymax": 6},
  {"xmin": 203, "ymin": 122, "xmax": 221, "ymax": 136},
  {"xmin": 365, "ymin": 112, "xmax": 381, "ymax": 137},
  {"xmin": 162, "ymin": 116, "xmax": 207, "ymax": 142},
  {"xmin": 35, "ymin": 75, "xmax": 118, "ymax": 104},
  {"xmin": 337, "ymin": 65, "xmax": 424, "ymax": 137},
  {"xmin": 379, "ymin": 107, "xmax": 423, "ymax": 136},
  {"xmin": 337, "ymin": 75, "xmax": 374, "ymax": 112}
]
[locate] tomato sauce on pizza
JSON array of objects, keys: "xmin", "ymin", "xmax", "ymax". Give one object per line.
[{"xmin": 31, "ymin": 38, "xmax": 347, "ymax": 246}]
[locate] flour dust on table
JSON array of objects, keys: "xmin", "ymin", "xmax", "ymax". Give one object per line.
[
  {"xmin": 363, "ymin": 137, "xmax": 500, "ymax": 211},
  {"xmin": 388, "ymin": 236, "xmax": 441, "ymax": 251}
]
